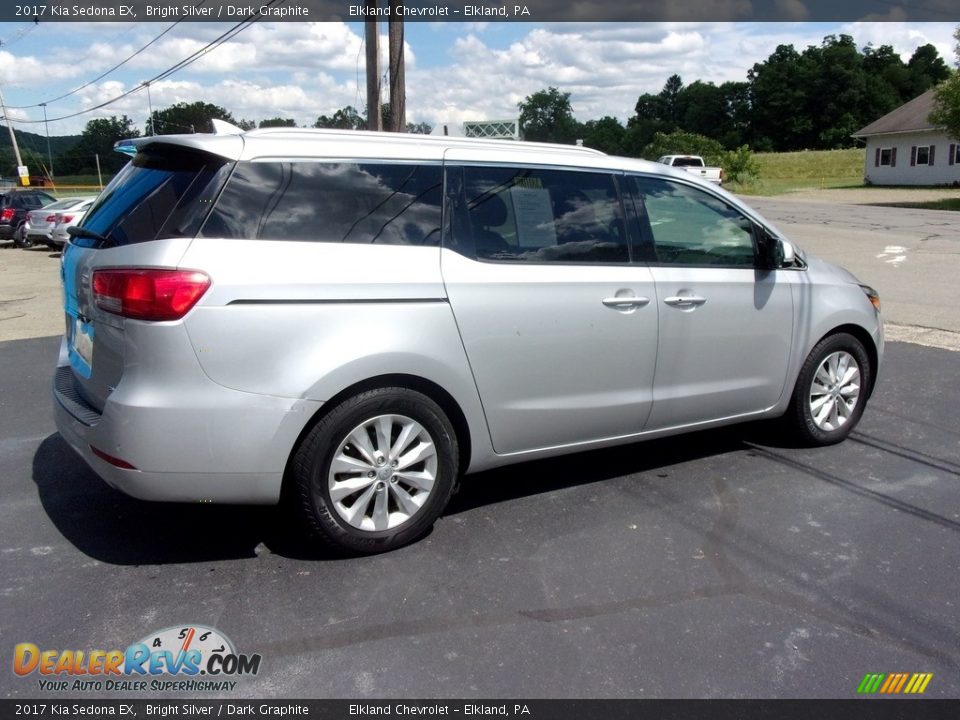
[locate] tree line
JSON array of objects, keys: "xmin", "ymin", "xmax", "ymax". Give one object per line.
[{"xmin": 521, "ymin": 34, "xmax": 950, "ymax": 155}]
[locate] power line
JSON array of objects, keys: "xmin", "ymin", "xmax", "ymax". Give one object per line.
[
  {"xmin": 11, "ymin": 1, "xmax": 282, "ymax": 126},
  {"xmin": 6, "ymin": 22, "xmax": 180, "ymax": 110},
  {"xmin": 6, "ymin": 1, "xmax": 208, "ymax": 110},
  {"xmin": 0, "ymin": 22, "xmax": 38, "ymax": 50}
]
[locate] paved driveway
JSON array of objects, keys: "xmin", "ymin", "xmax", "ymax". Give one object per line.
[
  {"xmin": 747, "ymin": 194, "xmax": 960, "ymax": 339},
  {"xmin": 1, "ymin": 336, "xmax": 958, "ymax": 698}
]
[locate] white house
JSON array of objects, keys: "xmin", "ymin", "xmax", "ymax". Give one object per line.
[{"xmin": 852, "ymin": 89, "xmax": 960, "ymax": 186}]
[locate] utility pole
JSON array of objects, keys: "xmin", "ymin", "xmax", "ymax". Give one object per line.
[
  {"xmin": 387, "ymin": 3, "xmax": 405, "ymax": 132},
  {"xmin": 364, "ymin": 9, "xmax": 381, "ymax": 131},
  {"xmin": 40, "ymin": 102, "xmax": 53, "ymax": 178},
  {"xmin": 145, "ymin": 81, "xmax": 154, "ymax": 135},
  {"xmin": 0, "ymin": 83, "xmax": 26, "ymax": 185}
]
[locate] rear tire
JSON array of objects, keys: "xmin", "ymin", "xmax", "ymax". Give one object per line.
[
  {"xmin": 14, "ymin": 224, "xmax": 32, "ymax": 248},
  {"xmin": 786, "ymin": 332, "xmax": 872, "ymax": 445},
  {"xmin": 290, "ymin": 387, "xmax": 459, "ymax": 554}
]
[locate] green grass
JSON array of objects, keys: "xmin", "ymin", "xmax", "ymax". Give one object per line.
[
  {"xmin": 728, "ymin": 148, "xmax": 866, "ymax": 195},
  {"xmin": 50, "ymin": 175, "xmax": 104, "ymax": 186}
]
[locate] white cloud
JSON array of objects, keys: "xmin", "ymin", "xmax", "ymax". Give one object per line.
[
  {"xmin": 7, "ymin": 21, "xmax": 956, "ymax": 136},
  {"xmin": 840, "ymin": 22, "xmax": 955, "ymax": 61},
  {"xmin": 0, "ymin": 51, "xmax": 88, "ymax": 86}
]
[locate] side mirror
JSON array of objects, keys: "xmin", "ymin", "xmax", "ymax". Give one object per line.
[
  {"xmin": 780, "ymin": 239, "xmax": 796, "ymax": 268},
  {"xmin": 756, "ymin": 225, "xmax": 795, "ymax": 270}
]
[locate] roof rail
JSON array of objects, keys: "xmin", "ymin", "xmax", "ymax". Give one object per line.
[{"xmin": 242, "ymin": 127, "xmax": 606, "ymax": 155}]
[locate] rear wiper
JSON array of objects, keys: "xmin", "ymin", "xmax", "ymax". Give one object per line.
[{"xmin": 67, "ymin": 226, "xmax": 116, "ymax": 248}]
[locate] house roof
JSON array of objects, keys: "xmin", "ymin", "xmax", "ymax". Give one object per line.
[{"xmin": 853, "ymin": 89, "xmax": 939, "ymax": 138}]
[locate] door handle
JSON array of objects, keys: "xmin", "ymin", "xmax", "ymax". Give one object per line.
[
  {"xmin": 602, "ymin": 297, "xmax": 650, "ymax": 308},
  {"xmin": 663, "ymin": 295, "xmax": 707, "ymax": 307}
]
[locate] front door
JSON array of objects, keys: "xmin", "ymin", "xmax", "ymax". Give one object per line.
[{"xmin": 627, "ymin": 175, "xmax": 794, "ymax": 431}]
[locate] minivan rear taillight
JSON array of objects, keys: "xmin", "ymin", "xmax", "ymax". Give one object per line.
[
  {"xmin": 92, "ymin": 269, "xmax": 211, "ymax": 321},
  {"xmin": 1, "ymin": 208, "xmax": 14, "ymax": 221}
]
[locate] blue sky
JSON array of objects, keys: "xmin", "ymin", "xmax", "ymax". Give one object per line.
[{"xmin": 0, "ymin": 20, "xmax": 954, "ymax": 137}]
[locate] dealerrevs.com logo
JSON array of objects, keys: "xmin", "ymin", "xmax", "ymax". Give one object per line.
[{"xmin": 13, "ymin": 625, "xmax": 262, "ymax": 692}]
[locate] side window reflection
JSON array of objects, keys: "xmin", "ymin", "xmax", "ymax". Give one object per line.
[
  {"xmin": 631, "ymin": 177, "xmax": 755, "ymax": 267},
  {"xmin": 459, "ymin": 166, "xmax": 628, "ymax": 264}
]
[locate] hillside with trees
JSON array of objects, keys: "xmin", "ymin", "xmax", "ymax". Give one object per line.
[{"xmin": 0, "ymin": 126, "xmax": 80, "ymax": 179}]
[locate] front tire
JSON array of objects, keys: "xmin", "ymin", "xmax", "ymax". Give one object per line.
[
  {"xmin": 787, "ymin": 332, "xmax": 872, "ymax": 445},
  {"xmin": 290, "ymin": 387, "xmax": 459, "ymax": 554}
]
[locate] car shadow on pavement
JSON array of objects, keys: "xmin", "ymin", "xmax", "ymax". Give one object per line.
[
  {"xmin": 447, "ymin": 422, "xmax": 779, "ymax": 516},
  {"xmin": 33, "ymin": 421, "xmax": 793, "ymax": 566},
  {"xmin": 31, "ymin": 433, "xmax": 335, "ymax": 564}
]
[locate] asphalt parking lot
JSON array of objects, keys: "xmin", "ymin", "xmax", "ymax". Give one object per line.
[{"xmin": 2, "ymin": 335, "xmax": 959, "ymax": 699}]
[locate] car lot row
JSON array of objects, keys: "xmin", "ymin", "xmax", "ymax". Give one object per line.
[{"xmin": 0, "ymin": 187, "xmax": 96, "ymax": 249}]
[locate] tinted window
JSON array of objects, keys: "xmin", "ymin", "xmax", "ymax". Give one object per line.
[
  {"xmin": 25, "ymin": 194, "xmax": 51, "ymax": 209},
  {"xmin": 456, "ymin": 166, "xmax": 627, "ymax": 263},
  {"xmin": 201, "ymin": 162, "xmax": 442, "ymax": 245},
  {"xmin": 631, "ymin": 176, "xmax": 755, "ymax": 267},
  {"xmin": 77, "ymin": 147, "xmax": 231, "ymax": 248}
]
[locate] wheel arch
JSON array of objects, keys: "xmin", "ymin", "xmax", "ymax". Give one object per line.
[
  {"xmin": 813, "ymin": 323, "xmax": 880, "ymax": 398},
  {"xmin": 284, "ymin": 373, "xmax": 473, "ymax": 482}
]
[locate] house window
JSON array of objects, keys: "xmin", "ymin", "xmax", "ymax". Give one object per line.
[
  {"xmin": 879, "ymin": 148, "xmax": 893, "ymax": 166},
  {"xmin": 910, "ymin": 145, "xmax": 936, "ymax": 167},
  {"xmin": 954, "ymin": 144, "xmax": 960, "ymax": 165}
]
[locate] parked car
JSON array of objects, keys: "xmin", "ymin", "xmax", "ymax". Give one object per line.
[
  {"xmin": 55, "ymin": 127, "xmax": 883, "ymax": 554},
  {"xmin": 49, "ymin": 198, "xmax": 96, "ymax": 248},
  {"xmin": 1, "ymin": 189, "xmax": 57, "ymax": 245},
  {"xmin": 22, "ymin": 197, "xmax": 97, "ymax": 248},
  {"xmin": 656, "ymin": 155, "xmax": 724, "ymax": 184}
]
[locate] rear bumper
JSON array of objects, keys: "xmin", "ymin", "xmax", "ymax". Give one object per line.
[
  {"xmin": 25, "ymin": 228, "xmax": 53, "ymax": 242},
  {"xmin": 53, "ymin": 338, "xmax": 322, "ymax": 504},
  {"xmin": 0, "ymin": 224, "xmax": 16, "ymax": 240}
]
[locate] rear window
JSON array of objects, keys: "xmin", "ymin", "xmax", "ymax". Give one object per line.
[
  {"xmin": 199, "ymin": 162, "xmax": 442, "ymax": 245},
  {"xmin": 75, "ymin": 146, "xmax": 232, "ymax": 248}
]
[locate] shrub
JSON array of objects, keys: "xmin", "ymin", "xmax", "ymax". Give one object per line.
[{"xmin": 722, "ymin": 145, "xmax": 760, "ymax": 185}]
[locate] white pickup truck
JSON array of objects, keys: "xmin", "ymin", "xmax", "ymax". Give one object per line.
[{"xmin": 656, "ymin": 155, "xmax": 724, "ymax": 185}]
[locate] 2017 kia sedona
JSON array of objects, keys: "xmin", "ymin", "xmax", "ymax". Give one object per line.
[{"xmin": 54, "ymin": 126, "xmax": 883, "ymax": 553}]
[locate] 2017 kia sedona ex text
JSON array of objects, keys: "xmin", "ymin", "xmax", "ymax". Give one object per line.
[{"xmin": 54, "ymin": 126, "xmax": 883, "ymax": 553}]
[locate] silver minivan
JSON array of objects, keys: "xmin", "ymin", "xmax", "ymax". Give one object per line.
[{"xmin": 55, "ymin": 127, "xmax": 883, "ymax": 553}]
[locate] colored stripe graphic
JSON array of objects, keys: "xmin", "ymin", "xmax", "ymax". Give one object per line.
[
  {"xmin": 857, "ymin": 672, "xmax": 932, "ymax": 694},
  {"xmin": 857, "ymin": 674, "xmax": 885, "ymax": 694},
  {"xmin": 905, "ymin": 673, "xmax": 933, "ymax": 694},
  {"xmin": 880, "ymin": 674, "xmax": 897, "ymax": 693},
  {"xmin": 893, "ymin": 674, "xmax": 909, "ymax": 693}
]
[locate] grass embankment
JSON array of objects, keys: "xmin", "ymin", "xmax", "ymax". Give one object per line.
[
  {"xmin": 45, "ymin": 175, "xmax": 105, "ymax": 197},
  {"xmin": 731, "ymin": 148, "xmax": 865, "ymax": 195}
]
